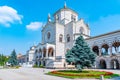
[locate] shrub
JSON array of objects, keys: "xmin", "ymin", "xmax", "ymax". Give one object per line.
[{"xmin": 33, "ymin": 64, "xmax": 38, "ymax": 68}]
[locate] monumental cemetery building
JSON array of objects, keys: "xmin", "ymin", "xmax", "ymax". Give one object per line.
[{"xmin": 26, "ymin": 4, "xmax": 120, "ymax": 69}]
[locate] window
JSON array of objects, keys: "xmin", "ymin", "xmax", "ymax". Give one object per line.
[
  {"xmin": 47, "ymin": 32, "xmax": 51, "ymax": 39},
  {"xmin": 59, "ymin": 34, "xmax": 63, "ymax": 42},
  {"xmin": 67, "ymin": 34, "xmax": 70, "ymax": 42},
  {"xmin": 55, "ymin": 15, "xmax": 59, "ymax": 21},
  {"xmin": 71, "ymin": 15, "xmax": 76, "ymax": 21},
  {"xmin": 80, "ymin": 27, "xmax": 84, "ymax": 34}
]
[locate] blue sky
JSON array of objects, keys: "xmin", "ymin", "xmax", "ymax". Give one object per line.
[{"xmin": 0, "ymin": 0, "xmax": 120, "ymax": 55}]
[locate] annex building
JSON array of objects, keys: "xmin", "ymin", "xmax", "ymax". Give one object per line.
[{"xmin": 26, "ymin": 4, "xmax": 120, "ymax": 69}]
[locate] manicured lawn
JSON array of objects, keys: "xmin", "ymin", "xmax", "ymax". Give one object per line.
[{"xmin": 47, "ymin": 70, "xmax": 119, "ymax": 79}]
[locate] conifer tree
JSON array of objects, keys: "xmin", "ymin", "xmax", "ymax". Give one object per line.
[
  {"xmin": 9, "ymin": 50, "xmax": 18, "ymax": 66},
  {"xmin": 66, "ymin": 36, "xmax": 96, "ymax": 71}
]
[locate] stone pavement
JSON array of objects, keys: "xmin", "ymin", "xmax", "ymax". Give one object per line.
[{"xmin": 0, "ymin": 68, "xmax": 119, "ymax": 80}]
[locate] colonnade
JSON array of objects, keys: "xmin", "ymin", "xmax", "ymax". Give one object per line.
[
  {"xmin": 34, "ymin": 47, "xmax": 55, "ymax": 66},
  {"xmin": 92, "ymin": 42, "xmax": 120, "ymax": 56}
]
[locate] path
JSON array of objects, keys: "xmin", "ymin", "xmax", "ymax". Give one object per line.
[{"xmin": 0, "ymin": 68, "xmax": 119, "ymax": 80}]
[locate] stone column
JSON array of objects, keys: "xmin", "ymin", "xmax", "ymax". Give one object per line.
[
  {"xmin": 53, "ymin": 49, "xmax": 55, "ymax": 57},
  {"xmin": 106, "ymin": 60, "xmax": 111, "ymax": 69},
  {"xmin": 42, "ymin": 50, "xmax": 43, "ymax": 58},
  {"xmin": 109, "ymin": 46, "xmax": 112, "ymax": 56},
  {"xmin": 99, "ymin": 47, "xmax": 102, "ymax": 56},
  {"xmin": 117, "ymin": 47, "xmax": 119, "ymax": 53},
  {"xmin": 46, "ymin": 49, "xmax": 48, "ymax": 58}
]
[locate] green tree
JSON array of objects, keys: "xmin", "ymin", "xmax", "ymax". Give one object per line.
[
  {"xmin": 66, "ymin": 36, "xmax": 96, "ymax": 71},
  {"xmin": 8, "ymin": 50, "xmax": 18, "ymax": 66},
  {"xmin": 0, "ymin": 54, "xmax": 9, "ymax": 66}
]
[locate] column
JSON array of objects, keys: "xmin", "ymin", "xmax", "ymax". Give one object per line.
[
  {"xmin": 106, "ymin": 48, "xmax": 108, "ymax": 55},
  {"xmin": 42, "ymin": 51, "xmax": 43, "ymax": 58},
  {"xmin": 46, "ymin": 49, "xmax": 48, "ymax": 58},
  {"xmin": 99, "ymin": 47, "xmax": 102, "ymax": 56},
  {"xmin": 106, "ymin": 60, "xmax": 111, "ymax": 69},
  {"xmin": 109, "ymin": 43, "xmax": 112, "ymax": 55},
  {"xmin": 117, "ymin": 47, "xmax": 119, "ymax": 53},
  {"xmin": 109, "ymin": 45, "xmax": 112, "ymax": 56},
  {"xmin": 53, "ymin": 49, "xmax": 55, "ymax": 57},
  {"xmin": 118, "ymin": 46, "xmax": 120, "ymax": 53}
]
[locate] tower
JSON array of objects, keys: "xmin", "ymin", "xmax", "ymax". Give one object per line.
[{"xmin": 54, "ymin": 2, "xmax": 78, "ymax": 25}]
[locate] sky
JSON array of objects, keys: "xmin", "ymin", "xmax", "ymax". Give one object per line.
[{"xmin": 1, "ymin": 0, "xmax": 120, "ymax": 55}]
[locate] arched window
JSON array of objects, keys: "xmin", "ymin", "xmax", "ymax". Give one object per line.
[
  {"xmin": 35, "ymin": 49, "xmax": 38, "ymax": 53},
  {"xmin": 39, "ymin": 48, "xmax": 42, "ymax": 53},
  {"xmin": 59, "ymin": 34, "xmax": 63, "ymax": 42},
  {"xmin": 112, "ymin": 42, "xmax": 120, "ymax": 54},
  {"xmin": 101, "ymin": 44, "xmax": 109, "ymax": 55},
  {"xmin": 67, "ymin": 34, "xmax": 70, "ymax": 42},
  {"xmin": 47, "ymin": 32, "xmax": 51, "ymax": 39},
  {"xmin": 92, "ymin": 46, "xmax": 99, "ymax": 56},
  {"xmin": 80, "ymin": 27, "xmax": 84, "ymax": 34}
]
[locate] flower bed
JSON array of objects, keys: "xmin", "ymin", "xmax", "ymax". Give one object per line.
[
  {"xmin": 51, "ymin": 71, "xmax": 113, "ymax": 76},
  {"xmin": 47, "ymin": 70, "xmax": 119, "ymax": 79}
]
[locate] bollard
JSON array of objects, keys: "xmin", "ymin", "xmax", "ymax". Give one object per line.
[
  {"xmin": 43, "ymin": 69, "xmax": 45, "ymax": 72},
  {"xmin": 100, "ymin": 75, "xmax": 104, "ymax": 80}
]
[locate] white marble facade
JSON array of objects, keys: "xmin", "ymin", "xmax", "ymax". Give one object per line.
[
  {"xmin": 26, "ymin": 4, "xmax": 120, "ymax": 69},
  {"xmin": 86, "ymin": 30, "xmax": 120, "ymax": 69}
]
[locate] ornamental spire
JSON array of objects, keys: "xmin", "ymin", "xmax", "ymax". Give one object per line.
[
  {"xmin": 47, "ymin": 13, "xmax": 51, "ymax": 22},
  {"xmin": 64, "ymin": 1, "xmax": 67, "ymax": 8}
]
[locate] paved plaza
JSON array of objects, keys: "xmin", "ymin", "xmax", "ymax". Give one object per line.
[{"xmin": 0, "ymin": 68, "xmax": 119, "ymax": 80}]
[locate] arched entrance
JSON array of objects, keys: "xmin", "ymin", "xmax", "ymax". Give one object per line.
[
  {"xmin": 111, "ymin": 59, "xmax": 119, "ymax": 69},
  {"xmin": 43, "ymin": 61, "xmax": 46, "ymax": 66},
  {"xmin": 92, "ymin": 46, "xmax": 99, "ymax": 56},
  {"xmin": 35, "ymin": 61, "xmax": 38, "ymax": 66},
  {"xmin": 48, "ymin": 47, "xmax": 54, "ymax": 57},
  {"xmin": 43, "ymin": 47, "xmax": 46, "ymax": 57},
  {"xmin": 99, "ymin": 59, "xmax": 106, "ymax": 69}
]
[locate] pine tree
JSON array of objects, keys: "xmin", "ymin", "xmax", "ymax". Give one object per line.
[
  {"xmin": 66, "ymin": 36, "xmax": 96, "ymax": 71},
  {"xmin": 9, "ymin": 50, "xmax": 18, "ymax": 66}
]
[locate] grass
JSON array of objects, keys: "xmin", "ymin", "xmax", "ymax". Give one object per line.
[
  {"xmin": 33, "ymin": 65, "xmax": 45, "ymax": 68},
  {"xmin": 47, "ymin": 70, "xmax": 120, "ymax": 79}
]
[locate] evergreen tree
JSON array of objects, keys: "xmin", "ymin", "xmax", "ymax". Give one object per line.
[
  {"xmin": 66, "ymin": 36, "xmax": 96, "ymax": 71},
  {"xmin": 8, "ymin": 50, "xmax": 18, "ymax": 66}
]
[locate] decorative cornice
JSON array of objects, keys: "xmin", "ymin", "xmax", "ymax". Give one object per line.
[{"xmin": 86, "ymin": 30, "xmax": 120, "ymax": 40}]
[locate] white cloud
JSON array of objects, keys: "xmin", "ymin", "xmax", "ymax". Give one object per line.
[
  {"xmin": 0, "ymin": 6, "xmax": 23, "ymax": 27},
  {"xmin": 26, "ymin": 22, "xmax": 43, "ymax": 31},
  {"xmin": 90, "ymin": 15, "xmax": 120, "ymax": 36}
]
